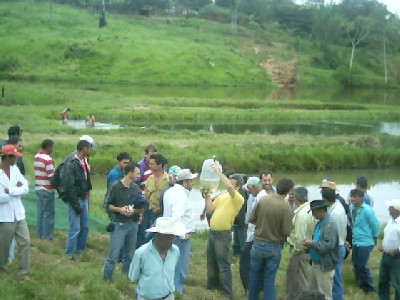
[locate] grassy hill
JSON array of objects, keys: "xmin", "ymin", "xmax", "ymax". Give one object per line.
[
  {"xmin": 2, "ymin": 0, "xmax": 394, "ymax": 87},
  {"xmin": 0, "ymin": 1, "xmax": 272, "ymax": 86}
]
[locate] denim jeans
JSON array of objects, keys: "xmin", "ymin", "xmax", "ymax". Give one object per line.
[
  {"xmin": 240, "ymin": 241, "xmax": 253, "ymax": 291},
  {"xmin": 137, "ymin": 209, "xmax": 159, "ymax": 248},
  {"xmin": 65, "ymin": 199, "xmax": 89, "ymax": 258},
  {"xmin": 36, "ymin": 189, "xmax": 55, "ymax": 240},
  {"xmin": 103, "ymin": 221, "xmax": 138, "ymax": 280},
  {"xmin": 248, "ymin": 240, "xmax": 282, "ymax": 300},
  {"xmin": 352, "ymin": 245, "xmax": 375, "ymax": 291},
  {"xmin": 174, "ymin": 237, "xmax": 191, "ymax": 294},
  {"xmin": 207, "ymin": 230, "xmax": 232, "ymax": 297},
  {"xmin": 379, "ymin": 253, "xmax": 400, "ymax": 300},
  {"xmin": 232, "ymin": 225, "xmax": 247, "ymax": 256},
  {"xmin": 332, "ymin": 244, "xmax": 346, "ymax": 300},
  {"xmin": 143, "ymin": 209, "xmax": 160, "ymax": 242}
]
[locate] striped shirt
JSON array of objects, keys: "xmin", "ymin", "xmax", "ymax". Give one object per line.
[{"xmin": 34, "ymin": 150, "xmax": 55, "ymax": 191}]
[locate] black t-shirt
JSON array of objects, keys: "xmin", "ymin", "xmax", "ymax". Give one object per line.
[{"xmin": 105, "ymin": 181, "xmax": 146, "ymax": 223}]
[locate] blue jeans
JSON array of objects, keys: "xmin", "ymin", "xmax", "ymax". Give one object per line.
[
  {"xmin": 103, "ymin": 221, "xmax": 138, "ymax": 280},
  {"xmin": 352, "ymin": 245, "xmax": 375, "ymax": 291},
  {"xmin": 207, "ymin": 230, "xmax": 232, "ymax": 297},
  {"xmin": 174, "ymin": 237, "xmax": 191, "ymax": 294},
  {"xmin": 332, "ymin": 244, "xmax": 346, "ymax": 300},
  {"xmin": 248, "ymin": 240, "xmax": 282, "ymax": 300},
  {"xmin": 36, "ymin": 189, "xmax": 55, "ymax": 240},
  {"xmin": 137, "ymin": 209, "xmax": 159, "ymax": 248},
  {"xmin": 65, "ymin": 199, "xmax": 89, "ymax": 258},
  {"xmin": 379, "ymin": 253, "xmax": 400, "ymax": 300},
  {"xmin": 232, "ymin": 225, "xmax": 247, "ymax": 256}
]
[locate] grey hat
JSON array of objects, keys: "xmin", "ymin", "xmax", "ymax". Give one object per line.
[{"xmin": 176, "ymin": 169, "xmax": 198, "ymax": 181}]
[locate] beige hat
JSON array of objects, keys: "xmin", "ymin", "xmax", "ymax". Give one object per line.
[
  {"xmin": 146, "ymin": 217, "xmax": 187, "ymax": 236},
  {"xmin": 320, "ymin": 180, "xmax": 338, "ymax": 191}
]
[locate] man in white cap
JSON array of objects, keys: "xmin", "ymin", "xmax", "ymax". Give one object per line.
[
  {"xmin": 378, "ymin": 200, "xmax": 400, "ymax": 299},
  {"xmin": 159, "ymin": 165, "xmax": 181, "ymax": 217},
  {"xmin": 129, "ymin": 217, "xmax": 186, "ymax": 300},
  {"xmin": 163, "ymin": 168, "xmax": 197, "ymax": 295},
  {"xmin": 239, "ymin": 176, "xmax": 266, "ymax": 293},
  {"xmin": 0, "ymin": 144, "xmax": 30, "ymax": 279}
]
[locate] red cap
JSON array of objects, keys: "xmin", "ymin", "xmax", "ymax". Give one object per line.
[{"xmin": 1, "ymin": 144, "xmax": 22, "ymax": 157}]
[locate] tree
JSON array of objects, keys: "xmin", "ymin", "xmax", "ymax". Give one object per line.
[
  {"xmin": 99, "ymin": 0, "xmax": 107, "ymax": 28},
  {"xmin": 343, "ymin": 16, "xmax": 371, "ymax": 84}
]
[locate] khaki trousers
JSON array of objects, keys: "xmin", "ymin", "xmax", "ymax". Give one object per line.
[
  {"xmin": 0, "ymin": 219, "xmax": 30, "ymax": 276},
  {"xmin": 309, "ymin": 263, "xmax": 335, "ymax": 300},
  {"xmin": 286, "ymin": 247, "xmax": 310, "ymax": 300}
]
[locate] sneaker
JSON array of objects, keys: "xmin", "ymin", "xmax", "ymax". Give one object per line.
[{"xmin": 66, "ymin": 255, "xmax": 76, "ymax": 261}]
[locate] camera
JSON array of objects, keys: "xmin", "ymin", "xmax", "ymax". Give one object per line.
[{"xmin": 106, "ymin": 222, "xmax": 115, "ymax": 232}]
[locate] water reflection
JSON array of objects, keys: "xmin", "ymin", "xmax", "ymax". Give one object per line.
[
  {"xmin": 156, "ymin": 122, "xmax": 400, "ymax": 136},
  {"xmin": 66, "ymin": 120, "xmax": 120, "ymax": 130},
  {"xmin": 189, "ymin": 169, "xmax": 399, "ymax": 230}
]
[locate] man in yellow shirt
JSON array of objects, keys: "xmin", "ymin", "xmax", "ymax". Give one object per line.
[
  {"xmin": 143, "ymin": 154, "xmax": 168, "ymax": 240},
  {"xmin": 204, "ymin": 163, "xmax": 244, "ymax": 298}
]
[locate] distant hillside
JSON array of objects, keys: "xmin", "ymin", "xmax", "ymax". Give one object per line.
[{"xmin": 1, "ymin": 1, "xmax": 399, "ymax": 87}]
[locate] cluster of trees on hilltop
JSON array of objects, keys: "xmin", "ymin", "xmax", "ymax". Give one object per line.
[{"xmin": 51, "ymin": 0, "xmax": 400, "ymax": 87}]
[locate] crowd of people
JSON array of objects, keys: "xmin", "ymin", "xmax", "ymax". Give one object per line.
[{"xmin": 0, "ymin": 124, "xmax": 399, "ymax": 300}]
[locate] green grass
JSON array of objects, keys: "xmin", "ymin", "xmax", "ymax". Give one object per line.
[
  {"xmin": 0, "ymin": 225, "xmax": 387, "ymax": 300},
  {"xmin": 1, "ymin": 78, "xmax": 400, "ymax": 174},
  {"xmin": 0, "ymin": 1, "xmax": 270, "ymax": 86}
]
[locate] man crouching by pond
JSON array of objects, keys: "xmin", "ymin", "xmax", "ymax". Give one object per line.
[
  {"xmin": 129, "ymin": 217, "xmax": 186, "ymax": 300},
  {"xmin": 203, "ymin": 163, "xmax": 244, "ymax": 299}
]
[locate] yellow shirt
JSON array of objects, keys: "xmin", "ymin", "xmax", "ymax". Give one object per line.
[
  {"xmin": 210, "ymin": 190, "xmax": 244, "ymax": 231},
  {"xmin": 144, "ymin": 172, "xmax": 169, "ymax": 211}
]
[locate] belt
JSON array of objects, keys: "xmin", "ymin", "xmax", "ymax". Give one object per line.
[{"xmin": 161, "ymin": 293, "xmax": 171, "ymax": 300}]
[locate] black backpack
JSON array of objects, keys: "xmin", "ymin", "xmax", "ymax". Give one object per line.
[{"xmin": 50, "ymin": 160, "xmax": 68, "ymax": 201}]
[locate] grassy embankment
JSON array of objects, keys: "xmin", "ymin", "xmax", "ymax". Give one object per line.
[
  {"xmin": 2, "ymin": 1, "xmax": 397, "ymax": 87},
  {"xmin": 0, "ymin": 226, "xmax": 387, "ymax": 300},
  {"xmin": 1, "ymin": 80, "xmax": 400, "ymax": 177}
]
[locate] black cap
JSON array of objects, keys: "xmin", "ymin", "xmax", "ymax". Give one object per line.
[{"xmin": 309, "ymin": 200, "xmax": 328, "ymax": 211}]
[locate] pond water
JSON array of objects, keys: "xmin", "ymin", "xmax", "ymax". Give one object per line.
[
  {"xmin": 65, "ymin": 120, "xmax": 120, "ymax": 130},
  {"xmin": 155, "ymin": 121, "xmax": 400, "ymax": 136},
  {"xmin": 54, "ymin": 82, "xmax": 400, "ymax": 135},
  {"xmin": 72, "ymin": 82, "xmax": 400, "ymax": 105},
  {"xmin": 190, "ymin": 169, "xmax": 400, "ymax": 230},
  {"xmin": 93, "ymin": 168, "xmax": 399, "ymax": 230}
]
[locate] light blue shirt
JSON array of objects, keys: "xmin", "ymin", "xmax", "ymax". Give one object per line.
[
  {"xmin": 310, "ymin": 215, "xmax": 329, "ymax": 262},
  {"xmin": 350, "ymin": 203, "xmax": 380, "ymax": 247},
  {"xmin": 128, "ymin": 240, "xmax": 180, "ymax": 299},
  {"xmin": 106, "ymin": 165, "xmax": 124, "ymax": 188}
]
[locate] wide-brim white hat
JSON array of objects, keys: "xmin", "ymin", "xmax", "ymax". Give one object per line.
[
  {"xmin": 385, "ymin": 199, "xmax": 400, "ymax": 211},
  {"xmin": 146, "ymin": 217, "xmax": 187, "ymax": 236}
]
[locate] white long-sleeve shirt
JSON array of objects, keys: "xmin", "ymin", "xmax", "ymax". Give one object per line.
[
  {"xmin": 382, "ymin": 216, "xmax": 400, "ymax": 252},
  {"xmin": 0, "ymin": 165, "xmax": 29, "ymax": 222},
  {"xmin": 246, "ymin": 189, "xmax": 267, "ymax": 242},
  {"xmin": 163, "ymin": 184, "xmax": 195, "ymax": 236}
]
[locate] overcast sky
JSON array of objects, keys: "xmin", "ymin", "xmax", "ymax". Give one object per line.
[
  {"xmin": 379, "ymin": 0, "xmax": 400, "ymax": 14},
  {"xmin": 295, "ymin": 0, "xmax": 400, "ymax": 15}
]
